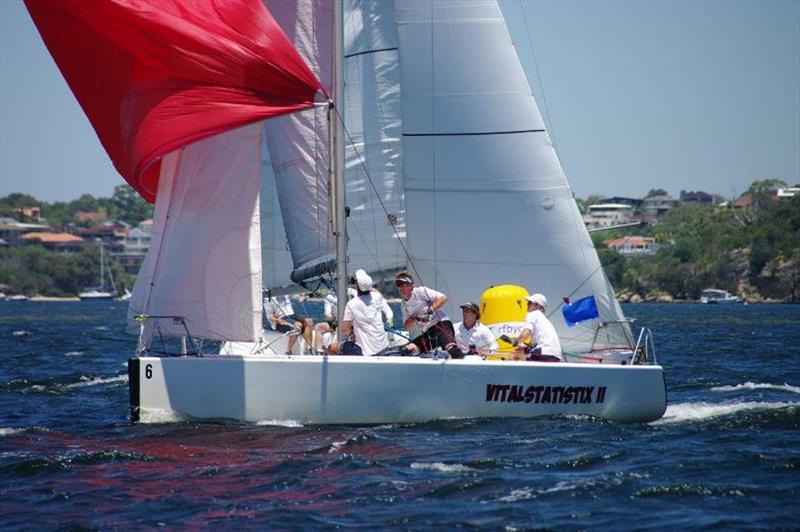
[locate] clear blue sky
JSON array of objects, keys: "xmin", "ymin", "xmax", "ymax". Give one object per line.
[{"xmin": 1, "ymin": 0, "xmax": 798, "ymax": 202}]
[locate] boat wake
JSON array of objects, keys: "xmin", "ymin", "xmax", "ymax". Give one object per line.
[
  {"xmin": 710, "ymin": 382, "xmax": 800, "ymax": 395},
  {"xmin": 138, "ymin": 408, "xmax": 186, "ymax": 424},
  {"xmin": 255, "ymin": 419, "xmax": 304, "ymax": 428},
  {"xmin": 652, "ymin": 401, "xmax": 797, "ymax": 425},
  {"xmin": 63, "ymin": 374, "xmax": 128, "ymax": 389}
]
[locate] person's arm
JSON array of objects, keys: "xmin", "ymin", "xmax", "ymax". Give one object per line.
[
  {"xmin": 429, "ymin": 294, "xmax": 447, "ymax": 314},
  {"xmin": 340, "ymin": 320, "xmax": 353, "ymax": 336},
  {"xmin": 380, "ymin": 295, "xmax": 394, "ymax": 325}
]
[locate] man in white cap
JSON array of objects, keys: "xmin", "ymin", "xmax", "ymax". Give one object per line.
[
  {"xmin": 512, "ymin": 293, "xmax": 563, "ymax": 362},
  {"xmin": 340, "ymin": 269, "xmax": 391, "ymax": 356}
]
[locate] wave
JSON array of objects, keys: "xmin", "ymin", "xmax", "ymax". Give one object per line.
[
  {"xmin": 63, "ymin": 374, "xmax": 128, "ymax": 389},
  {"xmin": 0, "ymin": 428, "xmax": 24, "ymax": 437},
  {"xmin": 651, "ymin": 401, "xmax": 796, "ymax": 425},
  {"xmin": 410, "ymin": 462, "xmax": 476, "ymax": 473},
  {"xmin": 138, "ymin": 408, "xmax": 186, "ymax": 423},
  {"xmin": 63, "ymin": 351, "xmax": 87, "ymax": 357},
  {"xmin": 255, "ymin": 419, "xmax": 304, "ymax": 428},
  {"xmin": 711, "ymin": 382, "xmax": 800, "ymax": 395}
]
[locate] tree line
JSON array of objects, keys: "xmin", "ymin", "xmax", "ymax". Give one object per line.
[{"xmin": 595, "ymin": 181, "xmax": 800, "ymax": 302}]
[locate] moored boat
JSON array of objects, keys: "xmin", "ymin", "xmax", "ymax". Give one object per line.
[{"xmin": 700, "ymin": 288, "xmax": 740, "ymax": 304}]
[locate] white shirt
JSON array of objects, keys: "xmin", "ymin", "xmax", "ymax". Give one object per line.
[
  {"xmin": 343, "ymin": 292, "xmax": 390, "ymax": 355},
  {"xmin": 454, "ymin": 320, "xmax": 498, "ymax": 354},
  {"xmin": 264, "ymin": 295, "xmax": 295, "ymax": 329},
  {"xmin": 323, "ymin": 288, "xmax": 358, "ymax": 320},
  {"xmin": 401, "ymin": 286, "xmax": 449, "ymax": 332},
  {"xmin": 522, "ymin": 310, "xmax": 563, "ymax": 359}
]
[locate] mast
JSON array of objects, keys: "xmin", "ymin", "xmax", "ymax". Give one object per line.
[
  {"xmin": 332, "ymin": 0, "xmax": 348, "ymax": 334},
  {"xmin": 99, "ymin": 241, "xmax": 105, "ymax": 291}
]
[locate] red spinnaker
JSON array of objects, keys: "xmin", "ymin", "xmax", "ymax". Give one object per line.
[{"xmin": 25, "ymin": 0, "xmax": 323, "ymax": 202}]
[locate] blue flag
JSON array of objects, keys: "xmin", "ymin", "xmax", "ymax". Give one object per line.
[{"xmin": 562, "ymin": 295, "xmax": 600, "ymax": 327}]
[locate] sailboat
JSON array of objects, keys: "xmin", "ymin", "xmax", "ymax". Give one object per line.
[
  {"xmin": 27, "ymin": 0, "xmax": 666, "ymax": 424},
  {"xmin": 78, "ymin": 242, "xmax": 116, "ymax": 301}
]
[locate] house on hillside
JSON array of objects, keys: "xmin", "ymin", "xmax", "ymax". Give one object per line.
[
  {"xmin": 777, "ymin": 187, "xmax": 799, "ymax": 199},
  {"xmin": 115, "ymin": 222, "xmax": 152, "ymax": 273},
  {"xmin": 0, "ymin": 217, "xmax": 51, "ymax": 246},
  {"xmin": 679, "ymin": 190, "xmax": 716, "ymax": 204},
  {"xmin": 78, "ymin": 222, "xmax": 129, "ymax": 252},
  {"xmin": 75, "ymin": 211, "xmax": 107, "ymax": 225},
  {"xmin": 642, "ymin": 195, "xmax": 678, "ymax": 217},
  {"xmin": 12, "ymin": 206, "xmax": 42, "ymax": 222},
  {"xmin": 603, "ymin": 236, "xmax": 660, "ymax": 257},
  {"xmin": 21, "ymin": 232, "xmax": 84, "ymax": 253},
  {"xmin": 582, "ymin": 203, "xmax": 634, "ymax": 230}
]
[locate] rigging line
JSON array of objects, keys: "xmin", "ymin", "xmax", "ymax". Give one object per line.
[
  {"xmin": 518, "ymin": 0, "xmax": 559, "ymax": 154},
  {"xmin": 430, "ymin": 0, "xmax": 438, "ymax": 293},
  {"xmin": 545, "ymin": 264, "xmax": 603, "ymax": 320},
  {"xmin": 344, "ymin": 46, "xmax": 398, "ymax": 59},
  {"xmin": 333, "ymin": 105, "xmax": 427, "ymax": 287}
]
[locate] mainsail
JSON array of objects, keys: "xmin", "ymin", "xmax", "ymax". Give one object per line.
[{"xmin": 394, "ymin": 0, "xmax": 630, "ymax": 351}]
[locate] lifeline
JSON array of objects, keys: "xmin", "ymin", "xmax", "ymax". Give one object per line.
[{"xmin": 485, "ymin": 384, "xmax": 607, "ymax": 404}]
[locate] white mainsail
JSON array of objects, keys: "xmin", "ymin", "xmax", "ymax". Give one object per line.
[
  {"xmin": 394, "ymin": 0, "xmax": 630, "ymax": 352},
  {"xmin": 128, "ymin": 123, "xmax": 264, "ymax": 342}
]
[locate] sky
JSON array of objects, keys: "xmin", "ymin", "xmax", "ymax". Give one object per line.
[{"xmin": 0, "ymin": 0, "xmax": 798, "ymax": 203}]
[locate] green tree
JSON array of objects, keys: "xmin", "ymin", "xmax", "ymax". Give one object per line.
[
  {"xmin": 111, "ymin": 184, "xmax": 153, "ymax": 225},
  {"xmin": 645, "ymin": 188, "xmax": 668, "ymax": 198}
]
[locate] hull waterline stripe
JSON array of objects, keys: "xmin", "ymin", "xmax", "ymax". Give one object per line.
[{"xmin": 403, "ymin": 129, "xmax": 546, "ymax": 137}]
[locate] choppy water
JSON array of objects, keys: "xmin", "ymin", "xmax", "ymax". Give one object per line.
[{"xmin": 1, "ymin": 301, "xmax": 798, "ymax": 529}]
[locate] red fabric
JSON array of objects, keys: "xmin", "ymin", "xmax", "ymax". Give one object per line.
[{"xmin": 25, "ymin": 0, "xmax": 323, "ymax": 202}]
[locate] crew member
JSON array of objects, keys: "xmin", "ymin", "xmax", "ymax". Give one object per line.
[
  {"xmin": 313, "ymin": 287, "xmax": 357, "ymax": 354},
  {"xmin": 513, "ymin": 293, "xmax": 563, "ymax": 362},
  {"xmin": 264, "ymin": 293, "xmax": 314, "ymax": 355},
  {"xmin": 340, "ymin": 269, "xmax": 390, "ymax": 356},
  {"xmin": 451, "ymin": 302, "xmax": 498, "ymax": 358},
  {"xmin": 394, "ymin": 271, "xmax": 455, "ymax": 356}
]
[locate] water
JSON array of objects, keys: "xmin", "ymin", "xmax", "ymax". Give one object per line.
[{"xmin": 1, "ymin": 301, "xmax": 798, "ymax": 528}]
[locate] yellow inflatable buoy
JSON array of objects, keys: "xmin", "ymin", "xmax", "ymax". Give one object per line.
[{"xmin": 480, "ymin": 285, "xmax": 530, "ymax": 356}]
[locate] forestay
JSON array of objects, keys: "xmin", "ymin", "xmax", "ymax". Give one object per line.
[{"xmin": 394, "ymin": 0, "xmax": 630, "ymax": 352}]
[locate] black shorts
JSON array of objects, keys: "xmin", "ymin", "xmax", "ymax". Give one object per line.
[
  {"xmin": 274, "ymin": 313, "xmax": 308, "ymax": 333},
  {"xmin": 411, "ymin": 320, "xmax": 455, "ymax": 353}
]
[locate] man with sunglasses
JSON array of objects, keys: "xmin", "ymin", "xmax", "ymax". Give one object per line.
[{"xmin": 394, "ymin": 271, "xmax": 457, "ymax": 356}]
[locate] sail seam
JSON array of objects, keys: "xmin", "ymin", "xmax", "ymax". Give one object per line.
[
  {"xmin": 344, "ymin": 47, "xmax": 398, "ymax": 59},
  {"xmin": 403, "ymin": 129, "xmax": 545, "ymax": 137}
]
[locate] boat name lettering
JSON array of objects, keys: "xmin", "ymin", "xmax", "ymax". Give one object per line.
[{"xmin": 485, "ymin": 384, "xmax": 607, "ymax": 404}]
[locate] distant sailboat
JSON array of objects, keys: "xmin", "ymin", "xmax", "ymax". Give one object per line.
[
  {"xmin": 78, "ymin": 242, "xmax": 115, "ymax": 301},
  {"xmin": 28, "ymin": 0, "xmax": 666, "ymax": 424}
]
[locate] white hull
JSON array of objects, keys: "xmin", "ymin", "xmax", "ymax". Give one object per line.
[
  {"xmin": 128, "ymin": 355, "xmax": 666, "ymax": 424},
  {"xmin": 79, "ymin": 290, "xmax": 115, "ymax": 301}
]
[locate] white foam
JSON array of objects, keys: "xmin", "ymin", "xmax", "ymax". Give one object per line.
[
  {"xmin": 410, "ymin": 462, "xmax": 476, "ymax": 473},
  {"xmin": 64, "ymin": 374, "xmax": 128, "ymax": 389},
  {"xmin": 0, "ymin": 428, "xmax": 23, "ymax": 437},
  {"xmin": 64, "ymin": 351, "xmax": 86, "ymax": 357},
  {"xmin": 497, "ymin": 487, "xmax": 534, "ymax": 502},
  {"xmin": 138, "ymin": 408, "xmax": 186, "ymax": 423},
  {"xmin": 12, "ymin": 330, "xmax": 29, "ymax": 337},
  {"xmin": 651, "ymin": 401, "xmax": 796, "ymax": 425},
  {"xmin": 711, "ymin": 382, "xmax": 800, "ymax": 395},
  {"xmin": 255, "ymin": 419, "xmax": 304, "ymax": 428}
]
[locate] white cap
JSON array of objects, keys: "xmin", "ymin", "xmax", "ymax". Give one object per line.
[
  {"xmin": 525, "ymin": 293, "xmax": 547, "ymax": 308},
  {"xmin": 354, "ymin": 269, "xmax": 373, "ymax": 291}
]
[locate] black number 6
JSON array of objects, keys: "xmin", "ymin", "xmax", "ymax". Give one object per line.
[{"xmin": 145, "ymin": 364, "xmax": 153, "ymax": 379}]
